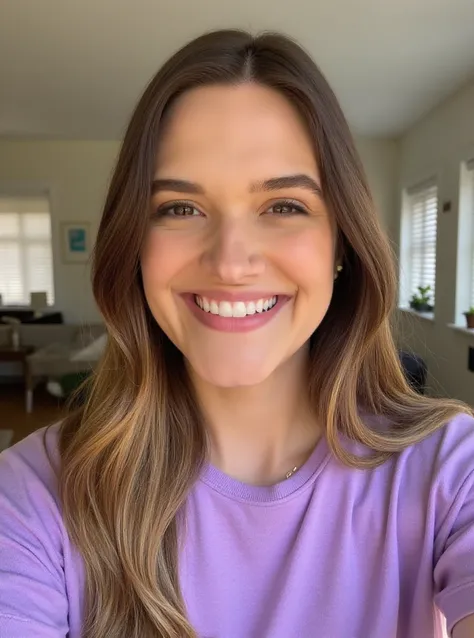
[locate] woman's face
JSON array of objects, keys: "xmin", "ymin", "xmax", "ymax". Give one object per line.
[{"xmin": 141, "ymin": 83, "xmax": 337, "ymax": 387}]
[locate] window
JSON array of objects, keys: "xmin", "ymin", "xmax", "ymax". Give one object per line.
[
  {"xmin": 467, "ymin": 161, "xmax": 474, "ymax": 308},
  {"xmin": 0, "ymin": 196, "xmax": 54, "ymax": 306},
  {"xmin": 455, "ymin": 161, "xmax": 474, "ymax": 323},
  {"xmin": 400, "ymin": 179, "xmax": 438, "ymax": 310}
]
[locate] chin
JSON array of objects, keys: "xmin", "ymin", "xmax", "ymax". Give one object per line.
[{"xmin": 190, "ymin": 357, "xmax": 277, "ymax": 389}]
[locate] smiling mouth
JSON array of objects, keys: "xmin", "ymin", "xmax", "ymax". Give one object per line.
[{"xmin": 194, "ymin": 294, "xmax": 279, "ymax": 318}]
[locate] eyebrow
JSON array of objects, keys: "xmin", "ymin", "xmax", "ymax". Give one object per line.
[
  {"xmin": 151, "ymin": 178, "xmax": 205, "ymax": 195},
  {"xmin": 151, "ymin": 173, "xmax": 323, "ymax": 198},
  {"xmin": 250, "ymin": 174, "xmax": 323, "ymax": 198}
]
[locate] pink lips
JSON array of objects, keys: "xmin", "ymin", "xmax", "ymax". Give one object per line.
[{"xmin": 181, "ymin": 293, "xmax": 290, "ymax": 333}]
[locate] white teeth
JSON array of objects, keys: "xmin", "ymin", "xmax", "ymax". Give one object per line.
[
  {"xmin": 246, "ymin": 301, "xmax": 256, "ymax": 315},
  {"xmin": 232, "ymin": 302, "xmax": 247, "ymax": 317},
  {"xmin": 194, "ymin": 295, "xmax": 278, "ymax": 317},
  {"xmin": 219, "ymin": 301, "xmax": 233, "ymax": 317}
]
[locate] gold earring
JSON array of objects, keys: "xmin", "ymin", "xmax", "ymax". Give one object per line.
[{"xmin": 334, "ymin": 264, "xmax": 343, "ymax": 280}]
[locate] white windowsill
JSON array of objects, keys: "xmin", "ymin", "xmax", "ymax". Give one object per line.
[
  {"xmin": 399, "ymin": 307, "xmax": 435, "ymax": 322},
  {"xmin": 447, "ymin": 323, "xmax": 474, "ymax": 338}
]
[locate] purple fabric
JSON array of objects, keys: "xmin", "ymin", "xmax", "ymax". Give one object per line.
[{"xmin": 1, "ymin": 414, "xmax": 474, "ymax": 637}]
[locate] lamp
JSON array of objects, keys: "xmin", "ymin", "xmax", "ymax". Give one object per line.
[{"xmin": 29, "ymin": 291, "xmax": 48, "ymax": 318}]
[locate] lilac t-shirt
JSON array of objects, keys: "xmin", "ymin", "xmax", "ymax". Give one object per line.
[{"xmin": 1, "ymin": 414, "xmax": 474, "ymax": 637}]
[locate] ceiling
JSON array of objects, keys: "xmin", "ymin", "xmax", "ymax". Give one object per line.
[{"xmin": 1, "ymin": 0, "xmax": 474, "ymax": 139}]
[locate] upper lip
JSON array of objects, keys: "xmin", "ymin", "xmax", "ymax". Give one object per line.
[{"xmin": 185, "ymin": 291, "xmax": 288, "ymax": 302}]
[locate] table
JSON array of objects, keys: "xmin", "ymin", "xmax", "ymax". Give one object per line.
[{"xmin": 0, "ymin": 345, "xmax": 35, "ymax": 412}]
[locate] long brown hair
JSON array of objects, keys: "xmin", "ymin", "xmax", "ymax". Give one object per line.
[{"xmin": 58, "ymin": 30, "xmax": 472, "ymax": 638}]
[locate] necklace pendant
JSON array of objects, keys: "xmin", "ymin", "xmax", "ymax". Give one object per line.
[{"xmin": 285, "ymin": 466, "xmax": 298, "ymax": 479}]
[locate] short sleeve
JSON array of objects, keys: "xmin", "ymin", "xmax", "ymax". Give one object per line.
[
  {"xmin": 0, "ymin": 432, "xmax": 69, "ymax": 637},
  {"xmin": 433, "ymin": 414, "xmax": 474, "ymax": 635}
]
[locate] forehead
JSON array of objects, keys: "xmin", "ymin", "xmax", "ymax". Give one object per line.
[{"xmin": 155, "ymin": 83, "xmax": 320, "ymax": 181}]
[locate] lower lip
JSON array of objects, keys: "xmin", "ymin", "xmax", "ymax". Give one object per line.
[{"xmin": 182, "ymin": 294, "xmax": 290, "ymax": 333}]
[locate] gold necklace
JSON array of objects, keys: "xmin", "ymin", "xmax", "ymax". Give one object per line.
[{"xmin": 285, "ymin": 466, "xmax": 298, "ymax": 479}]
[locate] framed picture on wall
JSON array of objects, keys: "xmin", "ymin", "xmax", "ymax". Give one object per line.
[{"xmin": 60, "ymin": 222, "xmax": 92, "ymax": 264}]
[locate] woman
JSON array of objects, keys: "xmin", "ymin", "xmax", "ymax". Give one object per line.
[{"xmin": 0, "ymin": 29, "xmax": 473, "ymax": 638}]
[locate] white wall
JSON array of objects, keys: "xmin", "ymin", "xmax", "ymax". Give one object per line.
[
  {"xmin": 355, "ymin": 137, "xmax": 399, "ymax": 241},
  {"xmin": 0, "ymin": 137, "xmax": 398, "ymax": 325},
  {"xmin": 396, "ymin": 80, "xmax": 474, "ymax": 407}
]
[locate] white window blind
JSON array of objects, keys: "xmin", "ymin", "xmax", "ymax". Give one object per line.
[
  {"xmin": 406, "ymin": 180, "xmax": 438, "ymax": 305},
  {"xmin": 467, "ymin": 159, "xmax": 474, "ymax": 309},
  {"xmin": 0, "ymin": 196, "xmax": 54, "ymax": 306}
]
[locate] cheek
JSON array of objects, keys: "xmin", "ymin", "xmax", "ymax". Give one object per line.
[
  {"xmin": 140, "ymin": 230, "xmax": 188, "ymax": 292},
  {"xmin": 140, "ymin": 231, "xmax": 194, "ymax": 338},
  {"xmin": 275, "ymin": 226, "xmax": 335, "ymax": 291}
]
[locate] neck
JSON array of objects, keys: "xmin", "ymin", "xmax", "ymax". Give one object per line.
[{"xmin": 189, "ymin": 344, "xmax": 320, "ymax": 485}]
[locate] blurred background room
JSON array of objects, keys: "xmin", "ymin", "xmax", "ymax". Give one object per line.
[{"xmin": 0, "ymin": 0, "xmax": 473, "ymax": 451}]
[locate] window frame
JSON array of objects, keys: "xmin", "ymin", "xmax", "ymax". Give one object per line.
[
  {"xmin": 399, "ymin": 177, "xmax": 439, "ymax": 314},
  {"xmin": 455, "ymin": 160, "xmax": 474, "ymax": 325}
]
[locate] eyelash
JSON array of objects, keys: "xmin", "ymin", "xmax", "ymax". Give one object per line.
[
  {"xmin": 154, "ymin": 201, "xmax": 202, "ymax": 218},
  {"xmin": 267, "ymin": 199, "xmax": 308, "ymax": 216},
  {"xmin": 153, "ymin": 199, "xmax": 309, "ymax": 219}
]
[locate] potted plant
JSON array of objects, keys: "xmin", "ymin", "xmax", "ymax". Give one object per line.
[
  {"xmin": 409, "ymin": 285, "xmax": 434, "ymax": 313},
  {"xmin": 464, "ymin": 307, "xmax": 474, "ymax": 329}
]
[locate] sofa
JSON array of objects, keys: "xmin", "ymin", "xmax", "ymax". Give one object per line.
[
  {"xmin": 0, "ymin": 323, "xmax": 106, "ymax": 411},
  {"xmin": 21, "ymin": 323, "xmax": 105, "ymax": 412}
]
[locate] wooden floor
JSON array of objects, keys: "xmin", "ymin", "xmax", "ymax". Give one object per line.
[{"xmin": 0, "ymin": 382, "xmax": 66, "ymax": 444}]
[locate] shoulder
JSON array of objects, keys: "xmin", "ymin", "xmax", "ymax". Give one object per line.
[
  {"xmin": 407, "ymin": 411, "xmax": 474, "ymax": 488},
  {"xmin": 350, "ymin": 412, "xmax": 474, "ymax": 514},
  {"xmin": 417, "ymin": 412, "xmax": 474, "ymax": 531},
  {"xmin": 0, "ymin": 425, "xmax": 74, "ymax": 634},
  {"xmin": 0, "ymin": 423, "xmax": 64, "ymax": 536},
  {"xmin": 417, "ymin": 412, "xmax": 474, "ymax": 631},
  {"xmin": 364, "ymin": 410, "xmax": 474, "ymax": 471},
  {"xmin": 375, "ymin": 412, "xmax": 474, "ymax": 539},
  {"xmin": 0, "ymin": 422, "xmax": 61, "ymax": 487}
]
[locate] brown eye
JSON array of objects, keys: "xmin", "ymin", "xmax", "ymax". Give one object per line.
[
  {"xmin": 154, "ymin": 202, "xmax": 202, "ymax": 218},
  {"xmin": 272, "ymin": 204, "xmax": 294, "ymax": 215},
  {"xmin": 267, "ymin": 201, "xmax": 308, "ymax": 216},
  {"xmin": 171, "ymin": 205, "xmax": 198, "ymax": 216}
]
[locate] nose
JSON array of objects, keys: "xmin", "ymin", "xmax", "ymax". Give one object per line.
[{"xmin": 201, "ymin": 218, "xmax": 265, "ymax": 284}]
